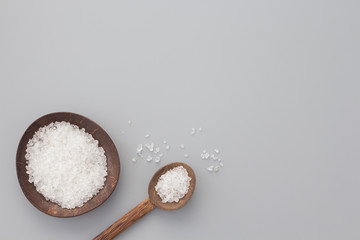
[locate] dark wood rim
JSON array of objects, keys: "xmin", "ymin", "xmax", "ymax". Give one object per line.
[
  {"xmin": 148, "ymin": 162, "xmax": 196, "ymax": 210},
  {"xmin": 16, "ymin": 112, "xmax": 120, "ymax": 217}
]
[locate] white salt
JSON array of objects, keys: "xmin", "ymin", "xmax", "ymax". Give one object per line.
[
  {"xmin": 184, "ymin": 154, "xmax": 189, "ymax": 158},
  {"xmin": 154, "ymin": 147, "xmax": 160, "ymax": 154},
  {"xmin": 145, "ymin": 143, "xmax": 154, "ymax": 152},
  {"xmin": 155, "ymin": 166, "xmax": 191, "ymax": 203},
  {"xmin": 146, "ymin": 156, "xmax": 153, "ymax": 162},
  {"xmin": 25, "ymin": 121, "xmax": 107, "ymax": 209},
  {"xmin": 136, "ymin": 144, "xmax": 143, "ymax": 155},
  {"xmin": 180, "ymin": 144, "xmax": 185, "ymax": 149},
  {"xmin": 154, "ymin": 156, "xmax": 161, "ymax": 163}
]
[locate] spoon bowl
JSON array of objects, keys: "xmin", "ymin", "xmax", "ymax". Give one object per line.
[{"xmin": 148, "ymin": 162, "xmax": 196, "ymax": 210}]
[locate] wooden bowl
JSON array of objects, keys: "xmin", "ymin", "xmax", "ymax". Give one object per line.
[{"xmin": 16, "ymin": 112, "xmax": 120, "ymax": 217}]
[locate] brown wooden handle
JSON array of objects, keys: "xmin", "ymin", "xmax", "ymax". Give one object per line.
[{"xmin": 93, "ymin": 197, "xmax": 155, "ymax": 240}]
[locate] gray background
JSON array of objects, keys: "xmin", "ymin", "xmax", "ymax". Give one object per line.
[{"xmin": 0, "ymin": 0, "xmax": 359, "ymax": 239}]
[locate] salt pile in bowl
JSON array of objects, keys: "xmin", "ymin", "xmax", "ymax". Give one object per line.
[
  {"xmin": 155, "ymin": 166, "xmax": 191, "ymax": 203},
  {"xmin": 25, "ymin": 121, "xmax": 107, "ymax": 209}
]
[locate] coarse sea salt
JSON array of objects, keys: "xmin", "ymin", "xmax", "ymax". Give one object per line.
[
  {"xmin": 25, "ymin": 121, "xmax": 107, "ymax": 209},
  {"xmin": 154, "ymin": 156, "xmax": 161, "ymax": 163},
  {"xmin": 155, "ymin": 166, "xmax": 191, "ymax": 203}
]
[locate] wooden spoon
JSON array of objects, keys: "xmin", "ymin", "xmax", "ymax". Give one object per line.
[{"xmin": 94, "ymin": 162, "xmax": 196, "ymax": 240}]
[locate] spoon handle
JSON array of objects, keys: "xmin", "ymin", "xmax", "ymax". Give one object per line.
[{"xmin": 93, "ymin": 197, "xmax": 156, "ymax": 240}]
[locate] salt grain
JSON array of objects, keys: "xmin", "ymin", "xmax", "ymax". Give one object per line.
[
  {"xmin": 155, "ymin": 166, "xmax": 191, "ymax": 203},
  {"xmin": 146, "ymin": 156, "xmax": 153, "ymax": 162},
  {"xmin": 145, "ymin": 143, "xmax": 154, "ymax": 152},
  {"xmin": 207, "ymin": 166, "xmax": 214, "ymax": 172},
  {"xmin": 132, "ymin": 158, "xmax": 137, "ymax": 163},
  {"xmin": 25, "ymin": 121, "xmax": 107, "ymax": 209},
  {"xmin": 154, "ymin": 147, "xmax": 160, "ymax": 154},
  {"xmin": 184, "ymin": 154, "xmax": 189, "ymax": 158},
  {"xmin": 154, "ymin": 156, "xmax": 161, "ymax": 163},
  {"xmin": 145, "ymin": 134, "xmax": 150, "ymax": 138},
  {"xmin": 136, "ymin": 144, "xmax": 143, "ymax": 155},
  {"xmin": 180, "ymin": 144, "xmax": 185, "ymax": 149},
  {"xmin": 214, "ymin": 166, "xmax": 220, "ymax": 172},
  {"xmin": 165, "ymin": 145, "xmax": 170, "ymax": 150}
]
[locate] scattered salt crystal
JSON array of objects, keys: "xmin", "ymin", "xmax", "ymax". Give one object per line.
[
  {"xmin": 163, "ymin": 140, "xmax": 167, "ymax": 144},
  {"xmin": 190, "ymin": 128, "xmax": 196, "ymax": 136},
  {"xmin": 131, "ymin": 158, "xmax": 137, "ymax": 163},
  {"xmin": 198, "ymin": 127, "xmax": 203, "ymax": 132},
  {"xmin": 155, "ymin": 166, "xmax": 191, "ymax": 203},
  {"xmin": 146, "ymin": 156, "xmax": 153, "ymax": 162},
  {"xmin": 204, "ymin": 152, "xmax": 210, "ymax": 159},
  {"xmin": 202, "ymin": 150, "xmax": 206, "ymax": 153},
  {"xmin": 154, "ymin": 147, "xmax": 160, "ymax": 154},
  {"xmin": 128, "ymin": 120, "xmax": 132, "ymax": 125},
  {"xmin": 218, "ymin": 158, "xmax": 222, "ymax": 162},
  {"xmin": 159, "ymin": 153, "xmax": 163, "ymax": 157},
  {"xmin": 214, "ymin": 166, "xmax": 220, "ymax": 172},
  {"xmin": 180, "ymin": 144, "xmax": 185, "ymax": 149},
  {"xmin": 211, "ymin": 154, "xmax": 218, "ymax": 161},
  {"xmin": 214, "ymin": 149, "xmax": 220, "ymax": 154},
  {"xmin": 165, "ymin": 145, "xmax": 170, "ymax": 150},
  {"xmin": 25, "ymin": 121, "xmax": 107, "ymax": 209},
  {"xmin": 207, "ymin": 166, "xmax": 214, "ymax": 172},
  {"xmin": 136, "ymin": 144, "xmax": 143, "ymax": 155},
  {"xmin": 145, "ymin": 143, "xmax": 154, "ymax": 152},
  {"xmin": 154, "ymin": 156, "xmax": 161, "ymax": 163},
  {"xmin": 219, "ymin": 162, "xmax": 224, "ymax": 167},
  {"xmin": 184, "ymin": 154, "xmax": 189, "ymax": 158},
  {"xmin": 145, "ymin": 134, "xmax": 150, "ymax": 138}
]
